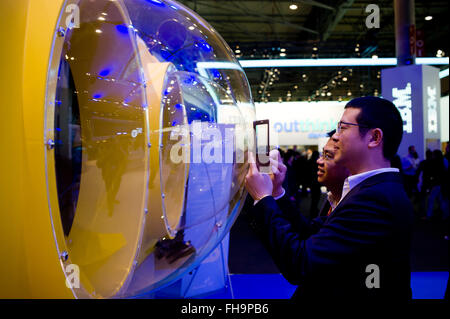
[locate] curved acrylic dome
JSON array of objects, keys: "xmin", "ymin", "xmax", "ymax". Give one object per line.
[{"xmin": 46, "ymin": 0, "xmax": 255, "ymax": 298}]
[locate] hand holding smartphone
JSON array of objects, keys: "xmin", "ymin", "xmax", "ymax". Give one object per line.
[{"xmin": 253, "ymin": 119, "xmax": 270, "ymax": 173}]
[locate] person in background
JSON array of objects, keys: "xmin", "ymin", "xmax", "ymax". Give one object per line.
[
  {"xmin": 426, "ymin": 150, "xmax": 449, "ymax": 221},
  {"xmin": 390, "ymin": 154, "xmax": 403, "ymax": 174},
  {"xmin": 309, "ymin": 150, "xmax": 321, "ymax": 219},
  {"xmin": 445, "ymin": 143, "xmax": 450, "ymax": 165},
  {"xmin": 401, "ymin": 145, "xmax": 420, "ymax": 197},
  {"xmin": 283, "ymin": 149, "xmax": 298, "ymax": 202},
  {"xmin": 416, "ymin": 149, "xmax": 433, "ymax": 219},
  {"xmin": 316, "ymin": 130, "xmax": 350, "ymax": 217}
]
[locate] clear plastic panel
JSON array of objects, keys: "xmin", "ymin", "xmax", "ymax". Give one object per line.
[
  {"xmin": 49, "ymin": 0, "xmax": 255, "ymax": 298},
  {"xmin": 52, "ymin": 0, "xmax": 148, "ymax": 298}
]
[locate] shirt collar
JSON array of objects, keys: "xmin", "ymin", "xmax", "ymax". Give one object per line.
[
  {"xmin": 327, "ymin": 191, "xmax": 340, "ymax": 211},
  {"xmin": 340, "ymin": 167, "xmax": 399, "ymax": 204}
]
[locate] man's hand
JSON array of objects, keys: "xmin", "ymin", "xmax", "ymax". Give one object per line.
[
  {"xmin": 269, "ymin": 149, "xmax": 287, "ymax": 197},
  {"xmin": 245, "ymin": 152, "xmax": 273, "ymax": 201}
]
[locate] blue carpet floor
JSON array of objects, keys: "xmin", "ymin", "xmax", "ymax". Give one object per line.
[{"xmin": 200, "ymin": 272, "xmax": 449, "ymax": 299}]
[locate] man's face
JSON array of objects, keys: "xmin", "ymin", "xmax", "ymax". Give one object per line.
[
  {"xmin": 317, "ymin": 139, "xmax": 349, "ymax": 188},
  {"xmin": 332, "ymin": 107, "xmax": 369, "ymax": 171}
]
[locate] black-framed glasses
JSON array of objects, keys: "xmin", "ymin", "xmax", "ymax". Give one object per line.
[
  {"xmin": 337, "ymin": 120, "xmax": 369, "ymax": 133},
  {"xmin": 320, "ymin": 152, "xmax": 333, "ymax": 161}
]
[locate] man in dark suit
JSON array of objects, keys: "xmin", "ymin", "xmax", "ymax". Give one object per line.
[{"xmin": 245, "ymin": 96, "xmax": 413, "ymax": 300}]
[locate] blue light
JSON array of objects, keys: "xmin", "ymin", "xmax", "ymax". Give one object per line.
[
  {"xmin": 93, "ymin": 93, "xmax": 103, "ymax": 99},
  {"xmin": 116, "ymin": 24, "xmax": 129, "ymax": 35},
  {"xmin": 146, "ymin": 0, "xmax": 165, "ymax": 7},
  {"xmin": 174, "ymin": 103, "xmax": 182, "ymax": 110},
  {"xmin": 212, "ymin": 69, "xmax": 221, "ymax": 79},
  {"xmin": 160, "ymin": 50, "xmax": 173, "ymax": 61},
  {"xmin": 99, "ymin": 68, "xmax": 111, "ymax": 77},
  {"xmin": 197, "ymin": 40, "xmax": 212, "ymax": 53},
  {"xmin": 184, "ymin": 75, "xmax": 196, "ymax": 85},
  {"xmin": 172, "ymin": 121, "xmax": 178, "ymax": 126}
]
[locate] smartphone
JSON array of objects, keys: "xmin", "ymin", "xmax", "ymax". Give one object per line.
[{"xmin": 253, "ymin": 119, "xmax": 270, "ymax": 168}]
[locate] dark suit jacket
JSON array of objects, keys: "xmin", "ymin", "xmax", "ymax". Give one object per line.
[{"xmin": 250, "ymin": 172, "xmax": 414, "ymax": 301}]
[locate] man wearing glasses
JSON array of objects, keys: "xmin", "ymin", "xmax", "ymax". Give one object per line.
[
  {"xmin": 245, "ymin": 96, "xmax": 413, "ymax": 300},
  {"xmin": 316, "ymin": 130, "xmax": 350, "ymax": 217}
]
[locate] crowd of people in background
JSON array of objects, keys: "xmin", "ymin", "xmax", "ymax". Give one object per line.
[
  {"xmin": 278, "ymin": 147, "xmax": 322, "ymax": 219},
  {"xmin": 392, "ymin": 143, "xmax": 449, "ymax": 223},
  {"xmin": 278, "ymin": 142, "xmax": 450, "ymax": 238}
]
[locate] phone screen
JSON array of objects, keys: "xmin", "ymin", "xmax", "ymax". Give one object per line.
[{"xmin": 253, "ymin": 120, "xmax": 270, "ymax": 167}]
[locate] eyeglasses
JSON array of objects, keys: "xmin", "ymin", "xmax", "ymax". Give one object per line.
[
  {"xmin": 320, "ymin": 152, "xmax": 333, "ymax": 161},
  {"xmin": 336, "ymin": 120, "xmax": 369, "ymax": 133}
]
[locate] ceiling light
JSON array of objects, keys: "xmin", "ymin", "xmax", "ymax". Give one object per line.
[
  {"xmin": 372, "ymin": 54, "xmax": 378, "ymax": 59},
  {"xmin": 289, "ymin": 4, "xmax": 298, "ymax": 10},
  {"xmin": 238, "ymin": 57, "xmax": 449, "ymax": 68},
  {"xmin": 188, "ymin": 26, "xmax": 195, "ymax": 30},
  {"xmin": 425, "ymin": 16, "xmax": 433, "ymax": 21},
  {"xmin": 347, "ymin": 91, "xmax": 352, "ymax": 96},
  {"xmin": 280, "ymin": 53, "xmax": 287, "ymax": 57},
  {"xmin": 439, "ymin": 68, "xmax": 448, "ymax": 78},
  {"xmin": 342, "ymin": 77, "xmax": 348, "ymax": 82},
  {"xmin": 280, "ymin": 48, "xmax": 286, "ymax": 52},
  {"xmin": 95, "ymin": 29, "xmax": 102, "ymax": 34},
  {"xmin": 313, "ymin": 47, "xmax": 318, "ymax": 51},
  {"xmin": 235, "ymin": 49, "xmax": 241, "ymax": 54}
]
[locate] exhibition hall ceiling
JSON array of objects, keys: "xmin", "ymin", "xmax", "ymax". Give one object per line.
[{"xmin": 178, "ymin": 0, "xmax": 449, "ymax": 102}]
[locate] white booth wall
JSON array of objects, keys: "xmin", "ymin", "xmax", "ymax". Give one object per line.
[
  {"xmin": 256, "ymin": 97, "xmax": 449, "ymax": 152},
  {"xmin": 255, "ymin": 101, "xmax": 346, "ymax": 151},
  {"xmin": 441, "ymin": 95, "xmax": 449, "ymax": 143}
]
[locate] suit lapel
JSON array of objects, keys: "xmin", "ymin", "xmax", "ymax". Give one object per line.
[{"xmin": 325, "ymin": 172, "xmax": 402, "ymax": 221}]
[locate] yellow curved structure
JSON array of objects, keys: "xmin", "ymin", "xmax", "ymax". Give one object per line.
[
  {"xmin": 0, "ymin": 0, "xmax": 74, "ymax": 298},
  {"xmin": 0, "ymin": 0, "xmax": 254, "ymax": 299}
]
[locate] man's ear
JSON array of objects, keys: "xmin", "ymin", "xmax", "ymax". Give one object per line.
[{"xmin": 368, "ymin": 128, "xmax": 383, "ymax": 149}]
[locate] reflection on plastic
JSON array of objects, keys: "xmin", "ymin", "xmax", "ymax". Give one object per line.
[{"xmin": 48, "ymin": 0, "xmax": 255, "ymax": 298}]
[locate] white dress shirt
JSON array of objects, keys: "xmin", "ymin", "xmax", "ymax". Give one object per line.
[{"xmin": 338, "ymin": 167, "xmax": 400, "ymax": 206}]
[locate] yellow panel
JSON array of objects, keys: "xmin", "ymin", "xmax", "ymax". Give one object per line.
[{"xmin": 0, "ymin": 0, "xmax": 74, "ymax": 298}]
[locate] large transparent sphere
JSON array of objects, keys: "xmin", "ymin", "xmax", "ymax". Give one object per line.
[{"xmin": 48, "ymin": 0, "xmax": 255, "ymax": 298}]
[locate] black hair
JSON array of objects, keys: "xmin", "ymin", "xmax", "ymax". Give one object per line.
[{"xmin": 345, "ymin": 96, "xmax": 403, "ymax": 160}]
